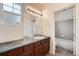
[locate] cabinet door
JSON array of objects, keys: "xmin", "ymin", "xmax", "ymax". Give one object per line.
[
  {"xmin": 34, "ymin": 40, "xmax": 44, "ymax": 56},
  {"xmin": 40, "ymin": 45, "xmax": 44, "ymax": 56},
  {"xmin": 7, "ymin": 48, "xmax": 23, "ymax": 56},
  {"xmin": 22, "ymin": 50, "xmax": 33, "ymax": 56},
  {"xmin": 34, "ymin": 46, "xmax": 41, "ymax": 56},
  {"xmin": 44, "ymin": 39, "xmax": 50, "ymax": 55},
  {"xmin": 34, "ymin": 45, "xmax": 44, "ymax": 56},
  {"xmin": 44, "ymin": 43, "xmax": 49, "ymax": 55}
]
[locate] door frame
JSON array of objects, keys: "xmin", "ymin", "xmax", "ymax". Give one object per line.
[{"xmin": 54, "ymin": 5, "xmax": 76, "ymax": 55}]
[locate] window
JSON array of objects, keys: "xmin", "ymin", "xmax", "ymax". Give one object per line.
[
  {"xmin": 14, "ymin": 4, "xmax": 21, "ymax": 14},
  {"xmin": 3, "ymin": 3, "xmax": 13, "ymax": 7},
  {"xmin": 3, "ymin": 3, "xmax": 21, "ymax": 14},
  {"xmin": 3, "ymin": 3, "xmax": 21, "ymax": 24},
  {"xmin": 14, "ymin": 4, "xmax": 21, "ymax": 9},
  {"xmin": 3, "ymin": 4, "xmax": 13, "ymax": 12},
  {"xmin": 14, "ymin": 8, "xmax": 21, "ymax": 14}
]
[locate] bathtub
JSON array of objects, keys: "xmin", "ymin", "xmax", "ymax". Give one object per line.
[{"xmin": 55, "ymin": 38, "xmax": 73, "ymax": 51}]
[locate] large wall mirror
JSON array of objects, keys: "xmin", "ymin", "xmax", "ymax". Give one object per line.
[
  {"xmin": 0, "ymin": 3, "xmax": 23, "ymax": 43},
  {"xmin": 3, "ymin": 3, "xmax": 21, "ymax": 25}
]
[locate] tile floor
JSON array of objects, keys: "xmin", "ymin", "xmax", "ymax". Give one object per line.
[{"xmin": 47, "ymin": 46, "xmax": 74, "ymax": 56}]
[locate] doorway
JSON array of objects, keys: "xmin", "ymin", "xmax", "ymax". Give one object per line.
[{"xmin": 54, "ymin": 6, "xmax": 76, "ymax": 56}]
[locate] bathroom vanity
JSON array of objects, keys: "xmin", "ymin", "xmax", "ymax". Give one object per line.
[{"xmin": 0, "ymin": 36, "xmax": 50, "ymax": 56}]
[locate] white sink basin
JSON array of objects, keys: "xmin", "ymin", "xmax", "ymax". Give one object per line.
[
  {"xmin": 23, "ymin": 35, "xmax": 45, "ymax": 39},
  {"xmin": 33, "ymin": 36, "xmax": 45, "ymax": 39}
]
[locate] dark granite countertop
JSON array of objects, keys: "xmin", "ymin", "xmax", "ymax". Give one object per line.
[{"xmin": 0, "ymin": 35, "xmax": 49, "ymax": 53}]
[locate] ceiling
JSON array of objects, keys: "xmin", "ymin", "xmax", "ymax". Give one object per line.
[{"xmin": 25, "ymin": 3, "xmax": 74, "ymax": 11}]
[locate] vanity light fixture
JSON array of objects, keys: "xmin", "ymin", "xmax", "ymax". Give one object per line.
[{"xmin": 26, "ymin": 6, "xmax": 43, "ymax": 16}]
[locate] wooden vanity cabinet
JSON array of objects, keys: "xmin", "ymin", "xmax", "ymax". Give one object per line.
[
  {"xmin": 34, "ymin": 39, "xmax": 50, "ymax": 56},
  {"xmin": 34, "ymin": 40, "xmax": 44, "ymax": 56},
  {"xmin": 7, "ymin": 48, "xmax": 23, "ymax": 56},
  {"xmin": 33, "ymin": 38, "xmax": 50, "ymax": 56},
  {"xmin": 21, "ymin": 49, "xmax": 33, "ymax": 56},
  {"xmin": 22, "ymin": 44, "xmax": 33, "ymax": 56},
  {"xmin": 0, "ymin": 37, "xmax": 50, "ymax": 56},
  {"xmin": 40, "ymin": 41, "xmax": 44, "ymax": 56},
  {"xmin": 7, "ymin": 44, "xmax": 34, "ymax": 56},
  {"xmin": 34, "ymin": 41, "xmax": 41, "ymax": 56},
  {"xmin": 0, "ymin": 53, "xmax": 7, "ymax": 56}
]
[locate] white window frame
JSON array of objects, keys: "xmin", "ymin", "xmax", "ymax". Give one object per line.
[
  {"xmin": 3, "ymin": 3, "xmax": 22, "ymax": 25},
  {"xmin": 3, "ymin": 3, "xmax": 21, "ymax": 15}
]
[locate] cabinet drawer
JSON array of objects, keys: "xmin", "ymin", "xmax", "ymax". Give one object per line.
[
  {"xmin": 22, "ymin": 50, "xmax": 33, "ymax": 56},
  {"xmin": 34, "ymin": 41, "xmax": 40, "ymax": 47},
  {"xmin": 7, "ymin": 48, "xmax": 23, "ymax": 56},
  {"xmin": 40, "ymin": 40, "xmax": 44, "ymax": 44},
  {"xmin": 44, "ymin": 39, "xmax": 49, "ymax": 43},
  {"xmin": 24, "ymin": 44, "xmax": 33, "ymax": 52}
]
